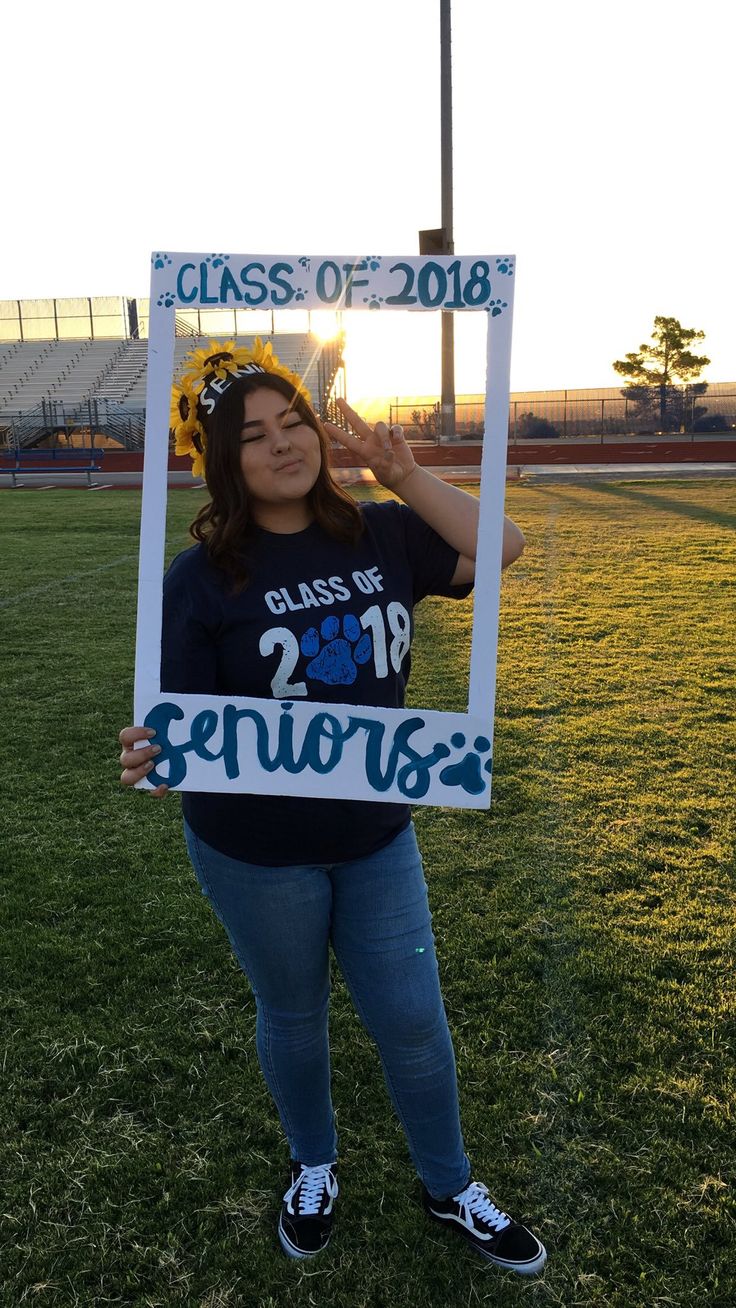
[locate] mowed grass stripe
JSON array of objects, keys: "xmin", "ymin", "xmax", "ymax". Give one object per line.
[
  {"xmin": 1, "ymin": 483, "xmax": 734, "ymax": 1308},
  {"xmin": 0, "ymin": 554, "xmax": 138, "ymax": 608}
]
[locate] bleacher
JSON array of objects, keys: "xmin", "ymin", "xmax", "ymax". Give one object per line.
[
  {"xmin": 94, "ymin": 340, "xmax": 149, "ymax": 402},
  {"xmin": 0, "ymin": 332, "xmax": 344, "ymax": 450},
  {"xmin": 0, "ymin": 340, "xmax": 124, "ymax": 410}
]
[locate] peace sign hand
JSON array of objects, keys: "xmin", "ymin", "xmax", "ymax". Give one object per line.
[{"xmin": 324, "ymin": 399, "xmax": 417, "ymax": 492}]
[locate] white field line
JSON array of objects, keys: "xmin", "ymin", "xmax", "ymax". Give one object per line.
[{"xmin": 0, "ymin": 553, "xmax": 137, "ymax": 608}]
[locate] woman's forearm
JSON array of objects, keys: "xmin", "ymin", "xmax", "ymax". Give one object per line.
[{"xmin": 394, "ymin": 464, "xmax": 525, "ymax": 565}]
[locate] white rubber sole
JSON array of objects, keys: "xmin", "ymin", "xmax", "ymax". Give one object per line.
[
  {"xmin": 427, "ymin": 1208, "xmax": 547, "ymax": 1275},
  {"xmin": 482, "ymin": 1245, "xmax": 548, "ymax": 1275}
]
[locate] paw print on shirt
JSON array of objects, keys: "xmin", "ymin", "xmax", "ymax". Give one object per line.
[{"xmin": 301, "ymin": 614, "xmax": 372, "ymax": 685}]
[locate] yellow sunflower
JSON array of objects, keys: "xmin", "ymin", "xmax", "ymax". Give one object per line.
[
  {"xmin": 170, "ymin": 379, "xmax": 206, "ymax": 473},
  {"xmin": 178, "ymin": 340, "xmax": 234, "ymax": 382},
  {"xmin": 249, "ymin": 336, "xmax": 312, "ymax": 403}
]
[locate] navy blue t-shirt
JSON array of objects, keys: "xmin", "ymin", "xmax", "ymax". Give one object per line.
[{"xmin": 161, "ymin": 499, "xmax": 473, "ymax": 865}]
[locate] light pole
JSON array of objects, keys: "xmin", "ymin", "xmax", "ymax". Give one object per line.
[
  {"xmin": 439, "ymin": 0, "xmax": 455, "ymax": 440},
  {"xmin": 419, "ymin": 1, "xmax": 456, "ymax": 439}
]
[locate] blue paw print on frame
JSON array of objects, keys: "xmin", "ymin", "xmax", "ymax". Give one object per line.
[
  {"xmin": 364, "ymin": 256, "xmax": 381, "ymax": 271},
  {"xmin": 295, "ymin": 287, "xmax": 306, "ymax": 301},
  {"xmin": 157, "ymin": 291, "xmax": 175, "ymax": 307},
  {"xmin": 495, "ymin": 257, "xmax": 514, "ymax": 276},
  {"xmin": 152, "ymin": 252, "xmax": 172, "ymax": 268},
  {"xmin": 301, "ymin": 615, "xmax": 372, "ymax": 686},
  {"xmin": 487, "ymin": 299, "xmax": 508, "ymax": 317},
  {"xmin": 438, "ymin": 733, "xmax": 492, "ymax": 795},
  {"xmin": 363, "ymin": 294, "xmax": 384, "ymax": 310},
  {"xmin": 206, "ymin": 253, "xmax": 230, "ymax": 268}
]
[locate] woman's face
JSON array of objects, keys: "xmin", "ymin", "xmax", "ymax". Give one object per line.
[{"xmin": 238, "ymin": 386, "xmax": 322, "ymax": 524}]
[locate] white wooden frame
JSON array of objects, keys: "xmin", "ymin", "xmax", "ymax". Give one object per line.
[{"xmin": 135, "ymin": 251, "xmax": 515, "ymax": 808}]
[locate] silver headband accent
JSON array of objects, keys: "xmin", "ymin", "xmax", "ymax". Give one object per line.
[{"xmin": 199, "ymin": 363, "xmax": 267, "ymax": 415}]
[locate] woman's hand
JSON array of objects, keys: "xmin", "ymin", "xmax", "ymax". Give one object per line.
[
  {"xmin": 119, "ymin": 726, "xmax": 169, "ymax": 798},
  {"xmin": 324, "ymin": 399, "xmax": 417, "ymax": 492}
]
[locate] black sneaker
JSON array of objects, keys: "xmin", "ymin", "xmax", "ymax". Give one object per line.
[
  {"xmin": 422, "ymin": 1179, "xmax": 547, "ymax": 1275},
  {"xmin": 278, "ymin": 1160, "xmax": 338, "ymax": 1259}
]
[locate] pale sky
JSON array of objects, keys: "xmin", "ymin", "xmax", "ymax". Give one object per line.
[{"xmin": 1, "ymin": 0, "xmax": 732, "ymax": 398}]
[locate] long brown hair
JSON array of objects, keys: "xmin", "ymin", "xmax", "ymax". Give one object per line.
[{"xmin": 189, "ymin": 372, "xmax": 363, "ymax": 590}]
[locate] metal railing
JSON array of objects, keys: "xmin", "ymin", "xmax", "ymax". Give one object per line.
[
  {"xmin": 389, "ymin": 384, "xmax": 736, "ymax": 442},
  {"xmin": 1, "ymin": 399, "xmax": 146, "ymax": 450}
]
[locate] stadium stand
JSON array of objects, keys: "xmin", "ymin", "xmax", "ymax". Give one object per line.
[
  {"xmin": 0, "ymin": 341, "xmax": 125, "ymax": 409},
  {"xmin": 0, "ymin": 331, "xmax": 345, "ymax": 451}
]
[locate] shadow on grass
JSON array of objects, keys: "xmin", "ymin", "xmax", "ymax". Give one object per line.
[{"xmin": 530, "ymin": 479, "xmax": 736, "ymax": 532}]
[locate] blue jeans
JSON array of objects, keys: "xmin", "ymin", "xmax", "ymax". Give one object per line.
[{"xmin": 183, "ymin": 819, "xmax": 472, "ymax": 1200}]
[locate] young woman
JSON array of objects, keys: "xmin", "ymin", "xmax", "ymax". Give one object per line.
[{"xmin": 119, "ymin": 339, "xmax": 546, "ymax": 1274}]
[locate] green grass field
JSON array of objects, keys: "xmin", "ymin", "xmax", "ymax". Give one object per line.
[{"xmin": 1, "ymin": 480, "xmax": 735, "ymax": 1308}]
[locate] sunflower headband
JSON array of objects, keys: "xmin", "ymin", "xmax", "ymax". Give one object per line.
[{"xmin": 170, "ymin": 337, "xmax": 312, "ymax": 477}]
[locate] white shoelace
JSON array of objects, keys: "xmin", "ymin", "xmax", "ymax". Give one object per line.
[
  {"xmin": 452, "ymin": 1181, "xmax": 511, "ymax": 1233},
  {"xmin": 284, "ymin": 1163, "xmax": 338, "ymax": 1216}
]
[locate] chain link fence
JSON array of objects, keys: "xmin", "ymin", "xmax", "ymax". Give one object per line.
[{"xmin": 390, "ymin": 384, "xmax": 736, "ymax": 442}]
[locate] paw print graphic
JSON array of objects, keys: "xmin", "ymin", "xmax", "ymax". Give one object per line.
[
  {"xmin": 301, "ymin": 614, "xmax": 372, "ymax": 686},
  {"xmin": 438, "ymin": 733, "xmax": 493, "ymax": 795},
  {"xmin": 294, "ymin": 287, "xmax": 306, "ymax": 302},
  {"xmin": 495, "ymin": 257, "xmax": 514, "ymax": 276},
  {"xmin": 157, "ymin": 291, "xmax": 175, "ymax": 307},
  {"xmin": 152, "ymin": 252, "xmax": 172, "ymax": 268},
  {"xmin": 206, "ymin": 253, "xmax": 230, "ymax": 268},
  {"xmin": 363, "ymin": 294, "xmax": 384, "ymax": 310},
  {"xmin": 487, "ymin": 299, "xmax": 508, "ymax": 317},
  {"xmin": 364, "ymin": 255, "xmax": 381, "ymax": 271}
]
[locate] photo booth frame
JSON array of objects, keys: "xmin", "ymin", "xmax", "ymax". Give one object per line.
[{"xmin": 135, "ymin": 251, "xmax": 515, "ymax": 808}]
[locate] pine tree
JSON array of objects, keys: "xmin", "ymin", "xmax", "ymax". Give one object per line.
[{"xmin": 613, "ymin": 317, "xmax": 710, "ymax": 432}]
